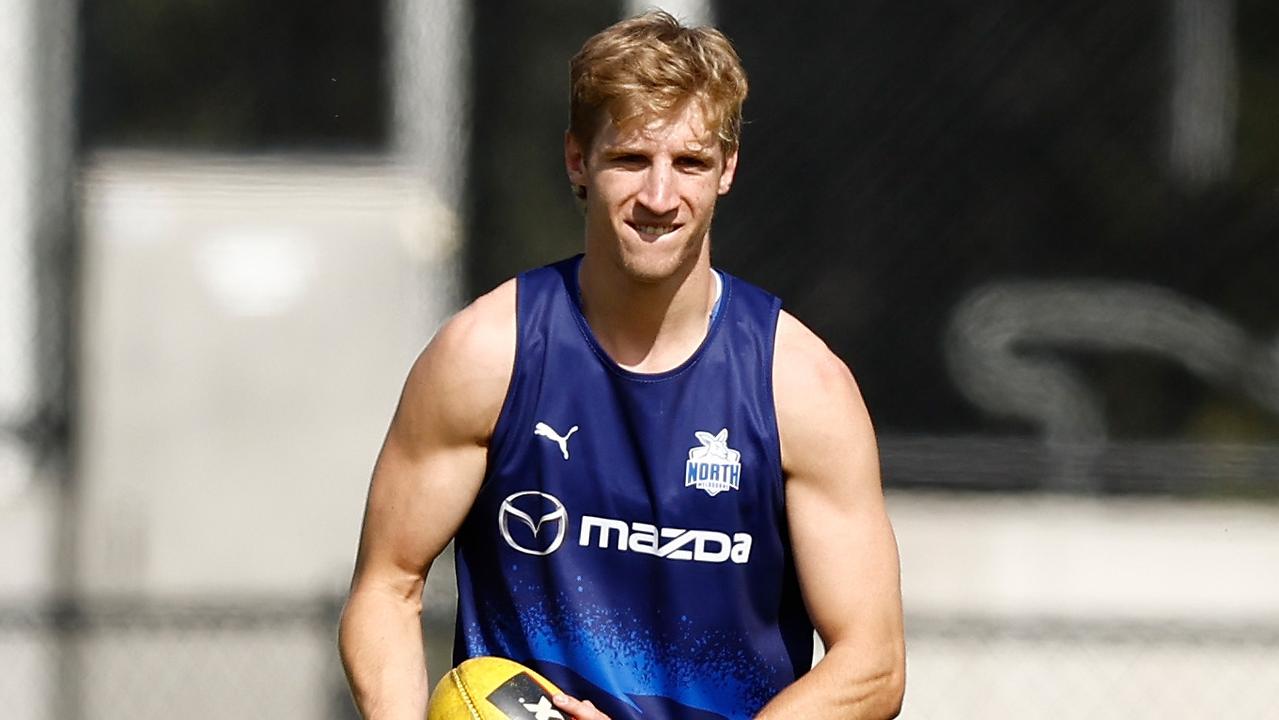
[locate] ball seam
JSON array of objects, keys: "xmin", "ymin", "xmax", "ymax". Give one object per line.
[{"xmin": 451, "ymin": 667, "xmax": 482, "ymax": 720}]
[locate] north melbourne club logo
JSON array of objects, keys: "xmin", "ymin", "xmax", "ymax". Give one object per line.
[{"xmin": 685, "ymin": 428, "xmax": 741, "ymax": 497}]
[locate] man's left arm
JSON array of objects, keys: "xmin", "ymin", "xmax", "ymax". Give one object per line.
[{"xmin": 755, "ymin": 312, "xmax": 905, "ymax": 720}]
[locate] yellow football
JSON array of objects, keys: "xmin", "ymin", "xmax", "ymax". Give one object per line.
[{"xmin": 426, "ymin": 656, "xmax": 567, "ymax": 720}]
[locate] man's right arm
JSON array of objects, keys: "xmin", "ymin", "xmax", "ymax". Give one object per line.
[{"xmin": 338, "ymin": 281, "xmax": 516, "ymax": 720}]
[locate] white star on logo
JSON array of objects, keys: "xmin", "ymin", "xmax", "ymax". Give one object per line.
[{"xmin": 520, "ymin": 695, "xmax": 564, "ymax": 720}]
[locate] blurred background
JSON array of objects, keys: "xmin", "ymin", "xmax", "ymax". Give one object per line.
[{"xmin": 1, "ymin": 0, "xmax": 1276, "ymax": 717}]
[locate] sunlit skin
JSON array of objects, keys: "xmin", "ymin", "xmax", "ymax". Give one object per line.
[
  {"xmin": 567, "ymin": 100, "xmax": 737, "ymax": 284},
  {"xmin": 341, "ymin": 89, "xmax": 901, "ymax": 720},
  {"xmin": 565, "ymin": 101, "xmax": 738, "ymax": 372}
]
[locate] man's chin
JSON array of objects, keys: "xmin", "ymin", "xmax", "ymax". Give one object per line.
[
  {"xmin": 617, "ymin": 250, "xmax": 696, "ymax": 285},
  {"xmin": 616, "ymin": 236, "xmax": 706, "ymax": 281}
]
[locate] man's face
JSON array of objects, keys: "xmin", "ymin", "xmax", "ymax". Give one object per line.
[{"xmin": 565, "ymin": 100, "xmax": 739, "ymax": 283}]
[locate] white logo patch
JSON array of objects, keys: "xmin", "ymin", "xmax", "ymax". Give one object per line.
[
  {"xmin": 685, "ymin": 428, "xmax": 741, "ymax": 497},
  {"xmin": 534, "ymin": 421, "xmax": 578, "ymax": 460}
]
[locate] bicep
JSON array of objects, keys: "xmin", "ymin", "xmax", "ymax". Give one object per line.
[
  {"xmin": 350, "ymin": 417, "xmax": 488, "ymax": 600},
  {"xmin": 787, "ymin": 461, "xmax": 901, "ymax": 648},
  {"xmin": 350, "ymin": 290, "xmax": 515, "ymax": 600},
  {"xmin": 776, "ymin": 318, "xmax": 902, "ymax": 649}
]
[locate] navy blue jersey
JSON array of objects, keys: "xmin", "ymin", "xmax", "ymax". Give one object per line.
[{"xmin": 453, "ymin": 256, "xmax": 813, "ymax": 720}]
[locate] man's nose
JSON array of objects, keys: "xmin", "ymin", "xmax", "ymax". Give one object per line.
[{"xmin": 636, "ymin": 164, "xmax": 678, "ymax": 216}]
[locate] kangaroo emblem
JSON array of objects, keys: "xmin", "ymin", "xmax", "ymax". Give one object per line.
[
  {"xmin": 534, "ymin": 422, "xmax": 578, "ymax": 461},
  {"xmin": 686, "ymin": 428, "xmax": 742, "ymax": 496}
]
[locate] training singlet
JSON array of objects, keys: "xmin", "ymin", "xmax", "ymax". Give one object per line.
[{"xmin": 452, "ymin": 256, "xmax": 813, "ymax": 720}]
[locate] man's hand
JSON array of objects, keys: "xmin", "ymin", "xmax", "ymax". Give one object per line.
[{"xmin": 552, "ymin": 693, "xmax": 612, "ymax": 720}]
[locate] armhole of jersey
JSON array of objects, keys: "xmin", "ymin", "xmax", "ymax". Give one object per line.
[
  {"xmin": 481, "ymin": 276, "xmax": 525, "ymax": 493},
  {"xmin": 763, "ymin": 297, "xmax": 786, "ymax": 511}
]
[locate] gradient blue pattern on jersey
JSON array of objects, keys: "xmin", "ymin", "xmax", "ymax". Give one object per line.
[{"xmin": 453, "ymin": 256, "xmax": 813, "ymax": 720}]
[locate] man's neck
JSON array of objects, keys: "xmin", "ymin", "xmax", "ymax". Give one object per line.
[{"xmin": 577, "ymin": 249, "xmax": 718, "ymax": 374}]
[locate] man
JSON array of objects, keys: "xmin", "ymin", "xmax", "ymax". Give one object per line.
[{"xmin": 339, "ymin": 11, "xmax": 904, "ymax": 720}]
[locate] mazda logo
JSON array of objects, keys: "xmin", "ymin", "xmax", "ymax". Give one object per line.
[{"xmin": 498, "ymin": 491, "xmax": 568, "ymax": 556}]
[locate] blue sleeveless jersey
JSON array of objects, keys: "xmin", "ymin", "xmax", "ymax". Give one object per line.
[{"xmin": 453, "ymin": 256, "xmax": 813, "ymax": 720}]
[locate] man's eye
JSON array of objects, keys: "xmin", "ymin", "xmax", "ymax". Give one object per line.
[
  {"xmin": 613, "ymin": 154, "xmax": 646, "ymax": 164},
  {"xmin": 676, "ymin": 157, "xmax": 710, "ymax": 169}
]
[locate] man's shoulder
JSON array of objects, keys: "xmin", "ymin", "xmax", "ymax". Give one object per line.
[
  {"xmin": 772, "ymin": 312, "xmax": 877, "ymax": 481},
  {"xmin": 773, "ymin": 311, "xmax": 856, "ymax": 396},
  {"xmin": 400, "ymin": 279, "xmax": 518, "ymax": 443},
  {"xmin": 429, "ymin": 278, "xmax": 517, "ymax": 366}
]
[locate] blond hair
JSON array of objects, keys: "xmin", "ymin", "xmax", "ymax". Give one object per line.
[{"xmin": 569, "ymin": 11, "xmax": 748, "ymax": 157}]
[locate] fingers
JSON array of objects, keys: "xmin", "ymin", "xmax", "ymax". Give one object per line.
[{"xmin": 552, "ymin": 693, "xmax": 611, "ymax": 720}]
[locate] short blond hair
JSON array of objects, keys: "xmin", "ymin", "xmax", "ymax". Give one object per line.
[{"xmin": 569, "ymin": 10, "xmax": 749, "ymax": 157}]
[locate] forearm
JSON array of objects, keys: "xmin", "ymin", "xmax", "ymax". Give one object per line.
[
  {"xmin": 755, "ymin": 642, "xmax": 904, "ymax": 720},
  {"xmin": 339, "ymin": 586, "xmax": 430, "ymax": 720}
]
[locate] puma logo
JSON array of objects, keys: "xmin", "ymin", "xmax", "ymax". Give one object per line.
[{"xmin": 534, "ymin": 422, "xmax": 578, "ymax": 461}]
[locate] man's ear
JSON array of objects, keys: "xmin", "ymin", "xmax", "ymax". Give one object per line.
[
  {"xmin": 718, "ymin": 148, "xmax": 739, "ymax": 195},
  {"xmin": 565, "ymin": 131, "xmax": 588, "ymax": 196}
]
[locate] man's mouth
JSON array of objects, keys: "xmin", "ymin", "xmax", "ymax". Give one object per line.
[{"xmin": 629, "ymin": 222, "xmax": 679, "ymax": 237}]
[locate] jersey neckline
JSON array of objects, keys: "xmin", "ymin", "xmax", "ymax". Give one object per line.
[{"xmin": 564, "ymin": 254, "xmax": 731, "ymax": 383}]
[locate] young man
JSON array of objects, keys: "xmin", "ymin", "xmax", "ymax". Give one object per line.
[{"xmin": 339, "ymin": 11, "xmax": 904, "ymax": 720}]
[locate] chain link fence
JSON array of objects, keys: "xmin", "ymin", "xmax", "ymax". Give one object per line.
[
  {"xmin": 0, "ymin": 599, "xmax": 356, "ymax": 720},
  {"xmin": 3, "ymin": 594, "xmax": 1276, "ymax": 718},
  {"xmin": 903, "ymin": 614, "xmax": 1279, "ymax": 718},
  {"xmin": 1, "ymin": 0, "xmax": 1277, "ymax": 718}
]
